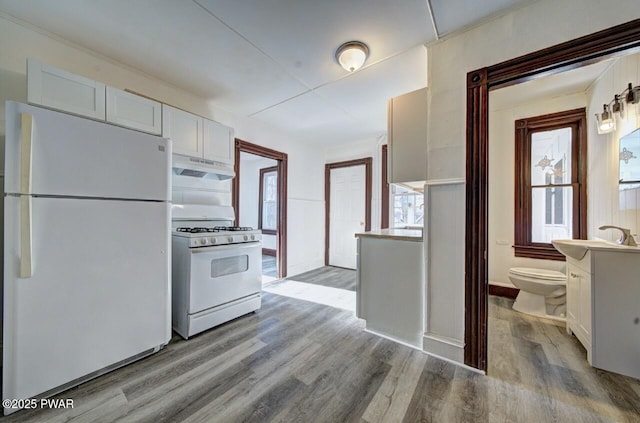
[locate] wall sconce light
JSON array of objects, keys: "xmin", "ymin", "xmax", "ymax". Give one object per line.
[
  {"xmin": 335, "ymin": 41, "xmax": 369, "ymax": 72},
  {"xmin": 596, "ymin": 104, "xmax": 615, "ymax": 134},
  {"xmin": 594, "ymin": 82, "xmax": 640, "ymax": 135}
]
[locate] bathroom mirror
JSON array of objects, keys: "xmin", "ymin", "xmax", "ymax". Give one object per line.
[{"xmin": 619, "ymin": 127, "xmax": 640, "ymax": 184}]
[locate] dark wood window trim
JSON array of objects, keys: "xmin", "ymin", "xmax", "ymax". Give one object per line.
[
  {"xmin": 325, "ymin": 158, "xmax": 373, "ymax": 266},
  {"xmin": 465, "ymin": 19, "xmax": 640, "ymax": 371},
  {"xmin": 514, "ymin": 108, "xmax": 587, "ymax": 261},
  {"xmin": 381, "ymin": 145, "xmax": 389, "ymax": 229},
  {"xmin": 233, "ymin": 139, "xmax": 288, "ymax": 278},
  {"xmin": 258, "ymin": 166, "xmax": 278, "ymax": 235}
]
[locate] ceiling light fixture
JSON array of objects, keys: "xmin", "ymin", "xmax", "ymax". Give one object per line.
[
  {"xmin": 594, "ymin": 81, "xmax": 640, "ymax": 135},
  {"xmin": 335, "ymin": 41, "xmax": 369, "ymax": 72}
]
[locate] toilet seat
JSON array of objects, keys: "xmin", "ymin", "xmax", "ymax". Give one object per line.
[{"xmin": 509, "ymin": 267, "xmax": 566, "ymax": 281}]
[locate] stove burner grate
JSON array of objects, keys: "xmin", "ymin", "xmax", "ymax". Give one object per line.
[{"xmin": 176, "ymin": 226, "xmax": 254, "ymax": 233}]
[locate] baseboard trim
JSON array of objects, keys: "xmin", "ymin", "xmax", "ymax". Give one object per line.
[
  {"xmin": 489, "ymin": 284, "xmax": 519, "ymax": 299},
  {"xmin": 262, "ymin": 248, "xmax": 276, "ymax": 256},
  {"xmin": 364, "ymin": 328, "xmax": 423, "ymax": 351},
  {"xmin": 423, "ymin": 333, "xmax": 464, "ymax": 362}
]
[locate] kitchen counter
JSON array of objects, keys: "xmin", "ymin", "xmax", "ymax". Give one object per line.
[{"xmin": 355, "ymin": 228, "xmax": 422, "ymax": 242}]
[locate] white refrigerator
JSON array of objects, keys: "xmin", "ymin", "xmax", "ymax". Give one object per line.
[{"xmin": 2, "ymin": 102, "xmax": 172, "ymax": 415}]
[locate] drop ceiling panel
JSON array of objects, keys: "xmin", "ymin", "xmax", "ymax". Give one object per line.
[
  {"xmin": 195, "ymin": 0, "xmax": 435, "ymax": 88},
  {"xmin": 252, "ymin": 90, "xmax": 355, "ymax": 133},
  {"xmin": 316, "ymin": 45, "xmax": 428, "ymax": 132},
  {"xmin": 0, "ymin": 0, "xmax": 309, "ymax": 115},
  {"xmin": 430, "ymin": 0, "xmax": 527, "ymax": 36}
]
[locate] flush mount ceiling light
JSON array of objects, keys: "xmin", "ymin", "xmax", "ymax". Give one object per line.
[{"xmin": 335, "ymin": 41, "xmax": 369, "ymax": 72}]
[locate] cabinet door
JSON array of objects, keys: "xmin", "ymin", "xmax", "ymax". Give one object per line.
[
  {"xmin": 566, "ymin": 264, "xmax": 580, "ymax": 328},
  {"xmin": 578, "ymin": 269, "xmax": 592, "ymax": 342},
  {"xmin": 162, "ymin": 105, "xmax": 203, "ymax": 157},
  {"xmin": 388, "ymin": 87, "xmax": 428, "ymax": 183},
  {"xmin": 203, "ymin": 119, "xmax": 234, "ymax": 165},
  {"xmin": 106, "ymin": 87, "xmax": 161, "ymax": 135},
  {"xmin": 27, "ymin": 59, "xmax": 106, "ymax": 120}
]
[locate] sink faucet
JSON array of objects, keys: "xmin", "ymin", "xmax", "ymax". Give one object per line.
[{"xmin": 598, "ymin": 225, "xmax": 638, "ymax": 246}]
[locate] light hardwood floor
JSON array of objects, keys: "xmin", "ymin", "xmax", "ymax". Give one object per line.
[
  {"xmin": 2, "ymin": 272, "xmax": 639, "ymax": 422},
  {"xmin": 288, "ymin": 266, "xmax": 356, "ymax": 291}
]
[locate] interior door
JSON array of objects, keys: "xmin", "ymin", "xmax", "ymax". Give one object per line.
[{"xmin": 329, "ymin": 165, "xmax": 366, "ymax": 269}]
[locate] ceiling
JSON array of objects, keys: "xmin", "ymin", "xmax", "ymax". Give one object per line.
[
  {"xmin": 490, "ymin": 59, "xmax": 616, "ymax": 110},
  {"xmin": 0, "ymin": 0, "xmax": 530, "ymax": 146}
]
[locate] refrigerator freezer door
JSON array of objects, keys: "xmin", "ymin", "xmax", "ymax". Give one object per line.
[
  {"xmin": 3, "ymin": 196, "xmax": 171, "ymax": 410},
  {"xmin": 5, "ymin": 101, "xmax": 170, "ymax": 201}
]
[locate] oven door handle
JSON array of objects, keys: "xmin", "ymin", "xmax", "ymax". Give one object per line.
[{"xmin": 190, "ymin": 241, "xmax": 261, "ymax": 254}]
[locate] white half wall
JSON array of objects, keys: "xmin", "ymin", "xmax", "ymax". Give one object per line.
[
  {"xmin": 0, "ymin": 14, "xmax": 327, "ymax": 278},
  {"xmin": 425, "ymin": 0, "xmax": 640, "ymax": 364}
]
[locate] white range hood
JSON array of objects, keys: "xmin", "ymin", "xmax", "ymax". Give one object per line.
[{"xmin": 172, "ymin": 154, "xmax": 234, "ymax": 180}]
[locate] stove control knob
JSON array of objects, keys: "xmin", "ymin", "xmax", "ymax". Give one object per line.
[
  {"xmin": 243, "ymin": 235, "xmax": 249, "ymax": 241},
  {"xmin": 200, "ymin": 238, "xmax": 208, "ymax": 245},
  {"xmin": 228, "ymin": 236, "xmax": 234, "ymax": 243},
  {"xmin": 210, "ymin": 237, "xmax": 217, "ymax": 244},
  {"xmin": 251, "ymin": 235, "xmax": 256, "ymax": 240}
]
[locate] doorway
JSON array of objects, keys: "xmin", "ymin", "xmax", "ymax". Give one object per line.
[
  {"xmin": 233, "ymin": 139, "xmax": 288, "ymax": 280},
  {"xmin": 465, "ymin": 19, "xmax": 640, "ymax": 371},
  {"xmin": 325, "ymin": 158, "xmax": 372, "ymax": 269}
]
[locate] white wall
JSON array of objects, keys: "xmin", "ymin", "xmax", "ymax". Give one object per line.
[
  {"xmin": 0, "ymin": 14, "xmax": 326, "ymax": 277},
  {"xmin": 587, "ymin": 52, "xmax": 640, "ymax": 244},
  {"xmin": 488, "ymin": 92, "xmax": 587, "ymax": 287},
  {"xmin": 425, "ymin": 0, "xmax": 640, "ymax": 362},
  {"xmin": 239, "ymin": 154, "xmax": 277, "ymax": 250}
]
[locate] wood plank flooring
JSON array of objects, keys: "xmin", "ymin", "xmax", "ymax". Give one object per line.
[
  {"xmin": 3, "ymin": 271, "xmax": 639, "ymax": 422},
  {"xmin": 288, "ymin": 265, "xmax": 356, "ymax": 291},
  {"xmin": 262, "ymin": 254, "xmax": 277, "ymax": 277}
]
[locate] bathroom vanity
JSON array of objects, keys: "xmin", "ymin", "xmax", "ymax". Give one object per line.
[{"xmin": 553, "ymin": 240, "xmax": 640, "ymax": 379}]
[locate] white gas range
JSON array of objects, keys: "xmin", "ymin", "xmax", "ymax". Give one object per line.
[
  {"xmin": 170, "ymin": 153, "xmax": 263, "ymax": 339},
  {"xmin": 171, "ymin": 224, "xmax": 263, "ymax": 339}
]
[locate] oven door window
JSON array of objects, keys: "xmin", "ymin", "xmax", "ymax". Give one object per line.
[{"xmin": 211, "ymin": 255, "xmax": 249, "ymax": 278}]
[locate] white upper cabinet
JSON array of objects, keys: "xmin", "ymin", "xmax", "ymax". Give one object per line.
[
  {"xmin": 162, "ymin": 105, "xmax": 203, "ymax": 157},
  {"xmin": 203, "ymin": 119, "xmax": 234, "ymax": 165},
  {"xmin": 106, "ymin": 87, "xmax": 161, "ymax": 135},
  {"xmin": 387, "ymin": 87, "xmax": 428, "ymax": 183},
  {"xmin": 27, "ymin": 59, "xmax": 106, "ymax": 120},
  {"xmin": 162, "ymin": 105, "xmax": 234, "ymax": 165}
]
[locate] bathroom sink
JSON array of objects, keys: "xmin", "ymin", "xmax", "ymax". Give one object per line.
[{"xmin": 551, "ymin": 239, "xmax": 610, "ymax": 260}]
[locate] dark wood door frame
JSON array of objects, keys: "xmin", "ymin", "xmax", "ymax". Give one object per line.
[
  {"xmin": 233, "ymin": 139, "xmax": 288, "ymax": 278},
  {"xmin": 325, "ymin": 158, "xmax": 373, "ymax": 266},
  {"xmin": 381, "ymin": 145, "xmax": 389, "ymax": 229},
  {"xmin": 465, "ymin": 19, "xmax": 640, "ymax": 371}
]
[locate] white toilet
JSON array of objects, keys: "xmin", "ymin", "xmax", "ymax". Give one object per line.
[{"xmin": 508, "ymin": 267, "xmax": 567, "ymax": 321}]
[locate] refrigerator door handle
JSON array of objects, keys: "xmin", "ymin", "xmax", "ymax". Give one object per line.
[
  {"xmin": 20, "ymin": 196, "xmax": 33, "ymax": 278},
  {"xmin": 21, "ymin": 112, "xmax": 34, "ymax": 193},
  {"xmin": 20, "ymin": 112, "xmax": 34, "ymax": 278}
]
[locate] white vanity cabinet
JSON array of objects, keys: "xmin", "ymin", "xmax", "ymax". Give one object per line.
[
  {"xmin": 106, "ymin": 87, "xmax": 161, "ymax": 135},
  {"xmin": 387, "ymin": 87, "xmax": 428, "ymax": 184},
  {"xmin": 564, "ymin": 248, "xmax": 640, "ymax": 379},
  {"xmin": 566, "ymin": 256, "xmax": 592, "ymax": 360},
  {"xmin": 203, "ymin": 119, "xmax": 234, "ymax": 165},
  {"xmin": 27, "ymin": 59, "xmax": 106, "ymax": 120}
]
